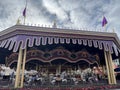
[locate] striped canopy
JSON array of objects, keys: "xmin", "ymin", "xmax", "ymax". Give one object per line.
[{"xmin": 0, "ymin": 25, "xmax": 120, "ymax": 56}]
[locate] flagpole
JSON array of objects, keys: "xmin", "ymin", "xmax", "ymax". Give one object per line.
[
  {"xmin": 24, "ymin": 16, "xmax": 26, "ymax": 25},
  {"xmin": 23, "ymin": 0, "xmax": 27, "ymax": 25},
  {"xmin": 103, "ymin": 24, "xmax": 107, "ymax": 32}
]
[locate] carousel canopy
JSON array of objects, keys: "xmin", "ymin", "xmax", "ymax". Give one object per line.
[{"xmin": 0, "ymin": 25, "xmax": 120, "ymax": 56}]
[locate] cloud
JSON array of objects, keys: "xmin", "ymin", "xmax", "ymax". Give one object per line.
[
  {"xmin": 0, "ymin": 0, "xmax": 120, "ymax": 38},
  {"xmin": 0, "ymin": 0, "xmax": 25, "ymax": 29}
]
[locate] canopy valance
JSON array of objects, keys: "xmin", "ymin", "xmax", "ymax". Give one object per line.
[{"xmin": 0, "ymin": 35, "xmax": 119, "ymax": 56}]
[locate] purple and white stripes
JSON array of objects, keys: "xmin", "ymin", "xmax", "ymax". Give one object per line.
[{"xmin": 0, "ymin": 35, "xmax": 119, "ymax": 56}]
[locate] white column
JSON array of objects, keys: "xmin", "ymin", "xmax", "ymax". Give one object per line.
[
  {"xmin": 104, "ymin": 50, "xmax": 111, "ymax": 84},
  {"xmin": 20, "ymin": 48, "xmax": 27, "ymax": 88},
  {"xmin": 15, "ymin": 48, "xmax": 23, "ymax": 88},
  {"xmin": 104, "ymin": 50, "xmax": 117, "ymax": 84},
  {"xmin": 108, "ymin": 51, "xmax": 116, "ymax": 84}
]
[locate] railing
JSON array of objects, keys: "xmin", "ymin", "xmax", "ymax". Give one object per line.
[
  {"xmin": 0, "ymin": 75, "xmax": 108, "ymax": 88},
  {"xmin": 18, "ymin": 23, "xmax": 111, "ymax": 33},
  {"xmin": 1, "ymin": 76, "xmax": 120, "ymax": 89}
]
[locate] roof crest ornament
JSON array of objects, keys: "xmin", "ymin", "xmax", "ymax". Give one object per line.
[{"xmin": 52, "ymin": 14, "xmax": 57, "ymax": 28}]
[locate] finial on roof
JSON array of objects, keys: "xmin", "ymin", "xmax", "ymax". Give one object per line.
[
  {"xmin": 16, "ymin": 18, "xmax": 21, "ymax": 25},
  {"xmin": 52, "ymin": 14, "xmax": 57, "ymax": 28},
  {"xmin": 52, "ymin": 19, "xmax": 57, "ymax": 28}
]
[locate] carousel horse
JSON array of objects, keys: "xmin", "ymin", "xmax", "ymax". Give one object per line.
[{"xmin": 81, "ymin": 68, "xmax": 98, "ymax": 83}]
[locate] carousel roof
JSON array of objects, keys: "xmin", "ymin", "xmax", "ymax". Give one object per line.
[{"xmin": 0, "ymin": 25, "xmax": 120, "ymax": 56}]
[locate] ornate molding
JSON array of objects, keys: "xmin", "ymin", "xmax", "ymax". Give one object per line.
[{"xmin": 6, "ymin": 47, "xmax": 99, "ymax": 67}]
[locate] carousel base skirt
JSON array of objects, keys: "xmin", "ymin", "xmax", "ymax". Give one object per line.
[{"xmin": 1, "ymin": 85, "xmax": 120, "ymax": 90}]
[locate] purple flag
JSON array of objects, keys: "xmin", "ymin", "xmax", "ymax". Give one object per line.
[
  {"xmin": 102, "ymin": 16, "xmax": 107, "ymax": 27},
  {"xmin": 23, "ymin": 7, "xmax": 26, "ymax": 17}
]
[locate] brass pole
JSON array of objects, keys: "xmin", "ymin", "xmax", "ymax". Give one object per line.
[
  {"xmin": 20, "ymin": 48, "xmax": 27, "ymax": 88},
  {"xmin": 15, "ymin": 48, "xmax": 23, "ymax": 88},
  {"xmin": 59, "ymin": 64, "xmax": 61, "ymax": 74},
  {"xmin": 36, "ymin": 63, "xmax": 38, "ymax": 71},
  {"xmin": 5, "ymin": 57, "xmax": 8, "ymax": 67}
]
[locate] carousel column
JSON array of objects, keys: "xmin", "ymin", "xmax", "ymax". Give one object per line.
[
  {"xmin": 104, "ymin": 50, "xmax": 112, "ymax": 84},
  {"xmin": 36, "ymin": 63, "xmax": 38, "ymax": 71},
  {"xmin": 20, "ymin": 48, "xmax": 27, "ymax": 88},
  {"xmin": 59, "ymin": 64, "xmax": 61, "ymax": 74},
  {"xmin": 56, "ymin": 67, "xmax": 58, "ymax": 74},
  {"xmin": 106, "ymin": 52, "xmax": 114, "ymax": 84},
  {"xmin": 107, "ymin": 51, "xmax": 116, "ymax": 84},
  {"xmin": 14, "ymin": 48, "xmax": 23, "ymax": 88}
]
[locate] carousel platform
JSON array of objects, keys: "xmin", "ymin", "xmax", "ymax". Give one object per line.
[{"xmin": 0, "ymin": 80, "xmax": 120, "ymax": 90}]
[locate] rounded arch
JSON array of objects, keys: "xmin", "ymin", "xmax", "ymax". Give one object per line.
[
  {"xmin": 9, "ymin": 61, "xmax": 17, "ymax": 69},
  {"xmin": 8, "ymin": 60, "xmax": 17, "ymax": 67},
  {"xmin": 76, "ymin": 59, "xmax": 99, "ymax": 66},
  {"xmin": 8, "ymin": 57, "xmax": 99, "ymax": 67},
  {"xmin": 50, "ymin": 59, "xmax": 70, "ymax": 65},
  {"xmin": 76, "ymin": 60, "xmax": 99, "ymax": 68},
  {"xmin": 25, "ymin": 57, "xmax": 76, "ymax": 63},
  {"xmin": 26, "ymin": 59, "xmax": 47, "ymax": 65}
]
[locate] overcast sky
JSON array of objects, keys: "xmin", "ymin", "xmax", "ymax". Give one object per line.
[{"xmin": 0, "ymin": 0, "xmax": 120, "ymax": 38}]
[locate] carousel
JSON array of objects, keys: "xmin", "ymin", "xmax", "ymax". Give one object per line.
[{"xmin": 0, "ymin": 23, "xmax": 120, "ymax": 88}]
